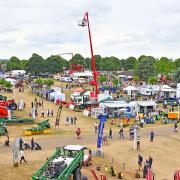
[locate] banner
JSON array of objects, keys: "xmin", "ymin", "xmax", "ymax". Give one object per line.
[{"xmin": 97, "ymin": 115, "xmax": 106, "ymax": 148}]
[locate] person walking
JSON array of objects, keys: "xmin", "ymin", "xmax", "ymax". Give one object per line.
[
  {"xmin": 150, "ymin": 130, "xmax": 154, "ymax": 142},
  {"xmin": 31, "ymin": 138, "xmax": 35, "ymax": 150},
  {"xmin": 138, "ymin": 154, "xmax": 143, "ymax": 171},
  {"xmin": 137, "ymin": 136, "xmax": 141, "ymax": 150},
  {"xmin": 119, "ymin": 128, "xmax": 124, "ymax": 139},
  {"xmin": 108, "ymin": 128, "xmax": 112, "ymax": 138},
  {"xmin": 20, "ymin": 149, "xmax": 27, "ymax": 164},
  {"xmin": 103, "ymin": 134, "xmax": 108, "ymax": 146},
  {"xmin": 76, "ymin": 128, "xmax": 81, "ymax": 139}
]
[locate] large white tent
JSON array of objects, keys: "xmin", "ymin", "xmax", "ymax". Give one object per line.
[
  {"xmin": 123, "ymin": 86, "xmax": 138, "ymax": 96},
  {"xmin": 49, "ymin": 91, "xmax": 65, "ymax": 102}
]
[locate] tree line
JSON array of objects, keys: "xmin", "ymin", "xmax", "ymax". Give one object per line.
[{"xmin": 1, "ymin": 53, "xmax": 180, "ymax": 82}]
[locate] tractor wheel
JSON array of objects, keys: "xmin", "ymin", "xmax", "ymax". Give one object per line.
[
  {"xmin": 73, "ymin": 168, "xmax": 82, "ymax": 180},
  {"xmin": 10, "ymin": 103, "xmax": 17, "ymax": 110}
]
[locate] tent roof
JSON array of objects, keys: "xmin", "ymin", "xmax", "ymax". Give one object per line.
[
  {"xmin": 100, "ymin": 101, "xmax": 129, "ymax": 108},
  {"xmin": 137, "ymin": 101, "xmax": 157, "ymax": 107},
  {"xmin": 124, "ymin": 86, "xmax": 138, "ymax": 91},
  {"xmin": 160, "ymin": 85, "xmax": 176, "ymax": 92}
]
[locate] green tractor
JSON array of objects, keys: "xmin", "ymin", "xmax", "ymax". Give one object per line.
[{"xmin": 32, "ymin": 145, "xmax": 86, "ymax": 180}]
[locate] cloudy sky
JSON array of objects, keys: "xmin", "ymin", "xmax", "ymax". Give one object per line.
[{"xmin": 0, "ymin": 0, "xmax": 180, "ymax": 59}]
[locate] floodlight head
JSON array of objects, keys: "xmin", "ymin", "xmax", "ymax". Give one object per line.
[{"xmin": 78, "ymin": 18, "xmax": 87, "ymax": 27}]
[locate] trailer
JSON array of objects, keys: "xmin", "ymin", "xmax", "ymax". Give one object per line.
[{"xmin": 32, "ymin": 145, "xmax": 86, "ymax": 180}]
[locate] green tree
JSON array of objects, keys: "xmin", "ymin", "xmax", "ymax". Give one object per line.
[
  {"xmin": 69, "ymin": 54, "xmax": 85, "ymax": 66},
  {"xmin": 4, "ymin": 81, "xmax": 12, "ymax": 89},
  {"xmin": 173, "ymin": 67, "xmax": 180, "ymax": 83},
  {"xmin": 98, "ymin": 75, "xmax": 107, "ymax": 85},
  {"xmin": 44, "ymin": 79, "xmax": 54, "ymax": 88},
  {"xmin": 27, "ymin": 54, "xmax": 45, "ymax": 75},
  {"xmin": 34, "ymin": 78, "xmax": 44, "ymax": 85},
  {"xmin": 135, "ymin": 55, "xmax": 156, "ymax": 81},
  {"xmin": 84, "ymin": 57, "xmax": 91, "ymax": 70},
  {"xmin": 0, "ymin": 78, "xmax": 6, "ymax": 86},
  {"xmin": 21, "ymin": 60, "xmax": 28, "ymax": 70},
  {"xmin": 148, "ymin": 76, "xmax": 158, "ymax": 84},
  {"xmin": 124, "ymin": 56, "xmax": 137, "ymax": 70},
  {"xmin": 112, "ymin": 78, "xmax": 119, "ymax": 87},
  {"xmin": 46, "ymin": 55, "xmax": 68, "ymax": 73},
  {"xmin": 7, "ymin": 56, "xmax": 22, "ymax": 70},
  {"xmin": 101, "ymin": 56, "xmax": 121, "ymax": 71},
  {"xmin": 174, "ymin": 58, "xmax": 180, "ymax": 69},
  {"xmin": 133, "ymin": 75, "xmax": 139, "ymax": 81},
  {"xmin": 155, "ymin": 57, "xmax": 175, "ymax": 75}
]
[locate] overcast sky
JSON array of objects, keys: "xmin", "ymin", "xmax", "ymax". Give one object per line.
[{"xmin": 0, "ymin": 0, "xmax": 180, "ymax": 59}]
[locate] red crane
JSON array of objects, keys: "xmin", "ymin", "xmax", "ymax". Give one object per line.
[{"xmin": 79, "ymin": 12, "xmax": 99, "ymax": 95}]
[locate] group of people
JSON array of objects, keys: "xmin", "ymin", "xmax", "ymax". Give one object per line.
[
  {"xmin": 138, "ymin": 154, "xmax": 153, "ymax": 178},
  {"xmin": 41, "ymin": 109, "xmax": 54, "ymax": 118},
  {"xmin": 65, "ymin": 116, "xmax": 77, "ymax": 125},
  {"xmin": 18, "ymin": 138, "xmax": 41, "ymax": 164}
]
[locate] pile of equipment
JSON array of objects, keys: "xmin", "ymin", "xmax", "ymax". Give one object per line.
[{"xmin": 23, "ymin": 119, "xmax": 51, "ymax": 136}]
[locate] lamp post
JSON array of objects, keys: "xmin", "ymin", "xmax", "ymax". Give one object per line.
[
  {"xmin": 58, "ymin": 53, "xmax": 73, "ymax": 93},
  {"xmin": 79, "ymin": 12, "xmax": 99, "ymax": 95}
]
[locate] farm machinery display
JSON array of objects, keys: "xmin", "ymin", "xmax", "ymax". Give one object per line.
[
  {"xmin": 0, "ymin": 95, "xmax": 17, "ymax": 111},
  {"xmin": 0, "ymin": 95, "xmax": 34, "ymax": 125},
  {"xmin": 23, "ymin": 119, "xmax": 51, "ymax": 136},
  {"xmin": 32, "ymin": 145, "xmax": 86, "ymax": 180}
]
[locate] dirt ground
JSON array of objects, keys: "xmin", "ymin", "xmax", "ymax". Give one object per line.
[{"xmin": 0, "ymin": 82, "xmax": 179, "ymax": 180}]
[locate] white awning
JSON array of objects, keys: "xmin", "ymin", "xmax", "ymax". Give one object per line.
[
  {"xmin": 123, "ymin": 86, "xmax": 138, "ymax": 91},
  {"xmin": 137, "ymin": 101, "xmax": 157, "ymax": 107}
]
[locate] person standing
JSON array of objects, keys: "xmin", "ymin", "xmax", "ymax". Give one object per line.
[
  {"xmin": 150, "ymin": 130, "xmax": 154, "ymax": 142},
  {"xmin": 94, "ymin": 122, "xmax": 98, "ymax": 133},
  {"xmin": 51, "ymin": 109, "xmax": 54, "ymax": 117},
  {"xmin": 119, "ymin": 128, "xmax": 124, "ymax": 139},
  {"xmin": 74, "ymin": 116, "xmax": 77, "ymax": 124},
  {"xmin": 20, "ymin": 149, "xmax": 27, "ymax": 164},
  {"xmin": 66, "ymin": 116, "xmax": 70, "ymax": 125},
  {"xmin": 31, "ymin": 138, "xmax": 35, "ymax": 150},
  {"xmin": 137, "ymin": 136, "xmax": 141, "ymax": 150},
  {"xmin": 4, "ymin": 134, "xmax": 9, "ymax": 147},
  {"xmin": 138, "ymin": 154, "xmax": 143, "ymax": 171},
  {"xmin": 71, "ymin": 116, "xmax": 74, "ymax": 124},
  {"xmin": 129, "ymin": 127, "xmax": 133, "ymax": 140},
  {"xmin": 47, "ymin": 109, "xmax": 50, "ymax": 117},
  {"xmin": 19, "ymin": 138, "xmax": 24, "ymax": 150},
  {"xmin": 148, "ymin": 156, "xmax": 153, "ymax": 169},
  {"xmin": 174, "ymin": 121, "xmax": 178, "ymax": 132},
  {"xmin": 108, "ymin": 128, "xmax": 112, "ymax": 139}
]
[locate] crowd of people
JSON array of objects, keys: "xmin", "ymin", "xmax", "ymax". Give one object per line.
[{"xmin": 65, "ymin": 116, "xmax": 77, "ymax": 125}]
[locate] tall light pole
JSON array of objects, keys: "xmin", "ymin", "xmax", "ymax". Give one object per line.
[{"xmin": 79, "ymin": 12, "xmax": 99, "ymax": 95}]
